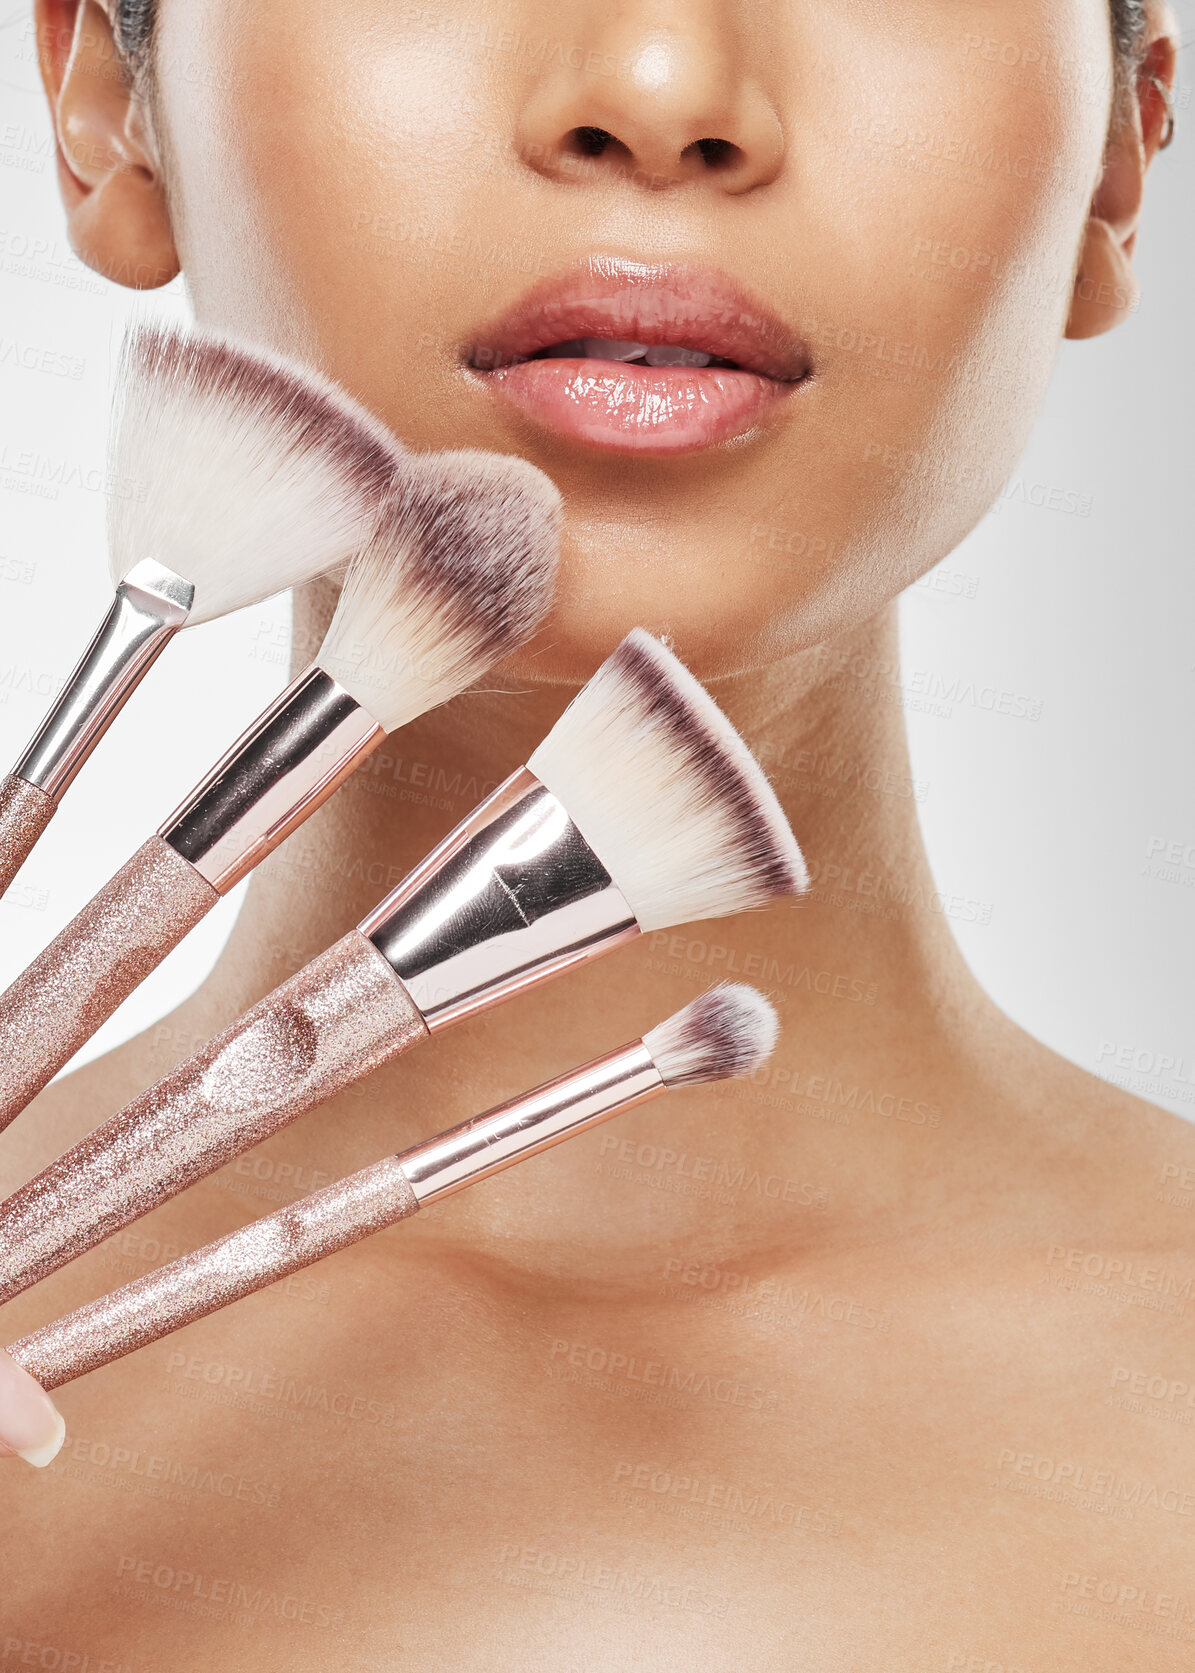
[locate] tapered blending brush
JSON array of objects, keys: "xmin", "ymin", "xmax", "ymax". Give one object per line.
[
  {"xmin": 7, "ymin": 987, "xmax": 779, "ymax": 1390},
  {"xmin": 0, "ymin": 451, "xmax": 560, "ymax": 1131},
  {"xmin": 0, "ymin": 323, "xmax": 407, "ymax": 897},
  {"xmin": 0, "ymin": 630, "xmax": 806, "ymax": 1301}
]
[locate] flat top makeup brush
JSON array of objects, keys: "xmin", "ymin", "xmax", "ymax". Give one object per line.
[
  {"xmin": 0, "ymin": 322, "xmax": 405, "ymax": 897},
  {"xmin": 7, "ymin": 986, "xmax": 779, "ymax": 1392},
  {"xmin": 0, "ymin": 450, "xmax": 560, "ymax": 1132},
  {"xmin": 0, "ymin": 630, "xmax": 806, "ymax": 1302}
]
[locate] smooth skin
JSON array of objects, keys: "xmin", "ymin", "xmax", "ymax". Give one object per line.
[{"xmin": 0, "ymin": 1, "xmax": 1190, "ymax": 1667}]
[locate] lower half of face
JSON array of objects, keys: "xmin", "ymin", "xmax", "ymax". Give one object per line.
[{"xmin": 157, "ymin": 0, "xmax": 1114, "ymax": 680}]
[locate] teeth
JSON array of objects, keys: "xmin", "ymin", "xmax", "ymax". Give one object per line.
[
  {"xmin": 584, "ymin": 338, "xmax": 651, "ymax": 361},
  {"xmin": 643, "ymin": 345, "xmax": 712, "ymax": 368},
  {"xmin": 538, "ymin": 339, "xmax": 716, "ymax": 367},
  {"xmin": 542, "ymin": 338, "xmax": 648, "ymax": 361}
]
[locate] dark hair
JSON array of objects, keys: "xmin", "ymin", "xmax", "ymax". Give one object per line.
[
  {"xmin": 113, "ymin": 0, "xmax": 155, "ymax": 73},
  {"xmin": 114, "ymin": 1, "xmax": 1150, "ymax": 100}
]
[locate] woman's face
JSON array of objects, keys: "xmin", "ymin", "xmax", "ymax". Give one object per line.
[{"xmin": 151, "ymin": 0, "xmax": 1116, "ymax": 678}]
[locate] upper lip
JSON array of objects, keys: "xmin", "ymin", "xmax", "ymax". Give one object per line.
[{"xmin": 463, "ymin": 257, "xmax": 811, "ymax": 383}]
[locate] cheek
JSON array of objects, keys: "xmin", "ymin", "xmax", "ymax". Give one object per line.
[
  {"xmin": 158, "ymin": 0, "xmax": 515, "ymax": 395},
  {"xmin": 152, "ymin": 0, "xmax": 1115, "ymax": 678},
  {"xmin": 783, "ymin": 3, "xmax": 1111, "ymax": 598}
]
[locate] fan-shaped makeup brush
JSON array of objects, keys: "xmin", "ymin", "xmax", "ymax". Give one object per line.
[
  {"xmin": 0, "ymin": 451, "xmax": 560, "ymax": 1132},
  {"xmin": 0, "ymin": 629, "xmax": 807, "ymax": 1300},
  {"xmin": 7, "ymin": 987, "xmax": 779, "ymax": 1392},
  {"xmin": 0, "ymin": 322, "xmax": 406, "ymax": 898}
]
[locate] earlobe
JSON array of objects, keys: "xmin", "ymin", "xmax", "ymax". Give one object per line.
[
  {"xmin": 1064, "ymin": 24, "xmax": 1178, "ymax": 342},
  {"xmin": 36, "ymin": 0, "xmax": 179, "ymax": 290},
  {"xmin": 1065, "ymin": 217, "xmax": 1139, "ymax": 340}
]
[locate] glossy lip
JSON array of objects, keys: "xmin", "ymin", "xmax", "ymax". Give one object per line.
[{"xmin": 462, "ymin": 257, "xmax": 811, "ymax": 456}]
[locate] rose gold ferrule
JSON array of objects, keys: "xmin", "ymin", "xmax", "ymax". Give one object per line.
[
  {"xmin": 14, "ymin": 559, "xmax": 194, "ymax": 799},
  {"xmin": 399, "ymin": 1041, "xmax": 662, "ymax": 1204},
  {"xmin": 361, "ymin": 766, "xmax": 639, "ymax": 1029},
  {"xmin": 158, "ymin": 664, "xmax": 384, "ymax": 892}
]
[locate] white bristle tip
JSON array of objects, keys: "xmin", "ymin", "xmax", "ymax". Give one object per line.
[
  {"xmin": 527, "ymin": 629, "xmax": 807, "ymax": 933},
  {"xmin": 317, "ymin": 449, "xmax": 560, "ymax": 732},
  {"xmin": 644, "ymin": 985, "xmax": 780, "ymax": 1088},
  {"xmin": 108, "ymin": 323, "xmax": 405, "ymax": 623}
]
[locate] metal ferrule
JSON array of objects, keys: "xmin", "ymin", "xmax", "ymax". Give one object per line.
[
  {"xmin": 361, "ymin": 766, "xmax": 640, "ymax": 1030},
  {"xmin": 159, "ymin": 665, "xmax": 384, "ymax": 893},
  {"xmin": 15, "ymin": 559, "xmax": 194, "ymax": 799},
  {"xmin": 399, "ymin": 1041, "xmax": 663, "ymax": 1204}
]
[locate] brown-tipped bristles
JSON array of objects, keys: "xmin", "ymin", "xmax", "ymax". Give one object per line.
[
  {"xmin": 108, "ymin": 323, "xmax": 406, "ymax": 624},
  {"xmin": 316, "ymin": 450, "xmax": 560, "ymax": 733},
  {"xmin": 644, "ymin": 984, "xmax": 780, "ymax": 1088},
  {"xmin": 527, "ymin": 628, "xmax": 808, "ymax": 933}
]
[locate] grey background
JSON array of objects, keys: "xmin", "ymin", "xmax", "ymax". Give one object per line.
[{"xmin": 0, "ymin": 6, "xmax": 1190, "ymax": 1116}]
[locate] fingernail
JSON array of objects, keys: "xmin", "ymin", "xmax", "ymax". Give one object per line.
[{"xmin": 0, "ymin": 1346, "xmax": 66, "ymax": 1468}]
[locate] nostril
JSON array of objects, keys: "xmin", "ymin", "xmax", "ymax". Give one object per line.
[
  {"xmin": 690, "ymin": 137, "xmax": 739, "ymax": 170},
  {"xmin": 572, "ymin": 126, "xmax": 616, "ymax": 157}
]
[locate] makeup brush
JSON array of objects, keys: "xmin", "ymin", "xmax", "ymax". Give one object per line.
[
  {"xmin": 6, "ymin": 986, "xmax": 778, "ymax": 1390},
  {"xmin": 0, "ymin": 322, "xmax": 405, "ymax": 899},
  {"xmin": 0, "ymin": 451, "xmax": 560, "ymax": 1132},
  {"xmin": 0, "ymin": 629, "xmax": 806, "ymax": 1301}
]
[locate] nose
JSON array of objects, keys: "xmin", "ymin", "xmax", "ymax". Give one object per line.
[{"xmin": 513, "ymin": 2, "xmax": 785, "ymax": 194}]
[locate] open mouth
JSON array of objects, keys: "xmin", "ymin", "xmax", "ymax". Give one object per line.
[
  {"xmin": 463, "ymin": 259, "xmax": 811, "ymax": 456},
  {"xmin": 527, "ymin": 338, "xmax": 743, "ymax": 370}
]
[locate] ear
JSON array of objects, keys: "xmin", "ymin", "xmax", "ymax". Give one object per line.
[
  {"xmin": 34, "ymin": 0, "xmax": 179, "ymax": 289},
  {"xmin": 1065, "ymin": 12, "xmax": 1178, "ymax": 339}
]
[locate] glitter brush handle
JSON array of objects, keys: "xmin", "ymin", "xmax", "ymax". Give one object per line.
[
  {"xmin": 6, "ymin": 1041, "xmax": 665, "ymax": 1389},
  {"xmin": 8, "ymin": 1157, "xmax": 421, "ymax": 1390},
  {"xmin": 0, "ymin": 774, "xmax": 55, "ymax": 899},
  {"xmin": 0, "ymin": 930, "xmax": 428, "ymax": 1303},
  {"xmin": 0, "ymin": 838, "xmax": 218, "ymax": 1135}
]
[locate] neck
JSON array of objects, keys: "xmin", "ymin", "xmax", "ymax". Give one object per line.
[{"xmin": 193, "ymin": 591, "xmax": 1005, "ymax": 1281}]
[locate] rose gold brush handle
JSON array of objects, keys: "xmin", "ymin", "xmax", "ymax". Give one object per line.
[
  {"xmin": 7, "ymin": 1157, "xmax": 420, "ymax": 1390},
  {"xmin": 0, "ymin": 837, "xmax": 219, "ymax": 1134},
  {"xmin": 4, "ymin": 1041, "xmax": 663, "ymax": 1389},
  {"xmin": 0, "ymin": 930, "xmax": 427, "ymax": 1303},
  {"xmin": 0, "ymin": 775, "xmax": 56, "ymax": 898},
  {"xmin": 0, "ymin": 562, "xmax": 194, "ymax": 906}
]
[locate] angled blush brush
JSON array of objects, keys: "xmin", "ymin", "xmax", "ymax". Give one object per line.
[
  {"xmin": 0, "ymin": 322, "xmax": 406, "ymax": 898},
  {"xmin": 0, "ymin": 630, "xmax": 806, "ymax": 1301},
  {"xmin": 7, "ymin": 987, "xmax": 778, "ymax": 1390},
  {"xmin": 0, "ymin": 451, "xmax": 560, "ymax": 1131}
]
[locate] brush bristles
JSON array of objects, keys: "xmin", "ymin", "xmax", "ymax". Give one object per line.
[
  {"xmin": 316, "ymin": 450, "xmax": 560, "ymax": 731},
  {"xmin": 108, "ymin": 324, "xmax": 405, "ymax": 624},
  {"xmin": 644, "ymin": 985, "xmax": 779, "ymax": 1088},
  {"xmin": 527, "ymin": 629, "xmax": 807, "ymax": 932}
]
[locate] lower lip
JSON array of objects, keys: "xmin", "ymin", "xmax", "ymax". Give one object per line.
[{"xmin": 475, "ymin": 359, "xmax": 797, "ymax": 455}]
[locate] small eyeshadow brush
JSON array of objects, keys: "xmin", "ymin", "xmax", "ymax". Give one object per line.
[
  {"xmin": 7, "ymin": 986, "xmax": 778, "ymax": 1389},
  {"xmin": 0, "ymin": 630, "xmax": 806, "ymax": 1300}
]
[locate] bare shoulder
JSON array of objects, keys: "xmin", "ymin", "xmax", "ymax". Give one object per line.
[
  {"xmin": 993, "ymin": 1031, "xmax": 1195, "ymax": 1387},
  {"xmin": 1023, "ymin": 1031, "xmax": 1195, "ymax": 1255}
]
